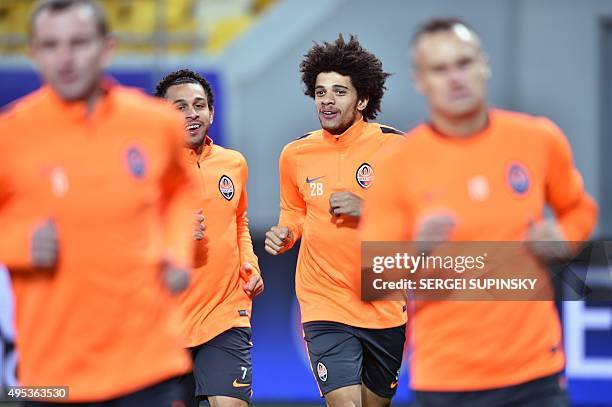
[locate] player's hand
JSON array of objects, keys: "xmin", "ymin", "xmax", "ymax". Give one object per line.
[
  {"xmin": 415, "ymin": 214, "xmax": 456, "ymax": 254},
  {"xmin": 193, "ymin": 208, "xmax": 205, "ymax": 241},
  {"xmin": 525, "ymin": 220, "xmax": 571, "ymax": 261},
  {"xmin": 240, "ymin": 262, "xmax": 264, "ymax": 298},
  {"xmin": 329, "ymin": 191, "xmax": 362, "ymax": 218},
  {"xmin": 31, "ymin": 219, "xmax": 58, "ymax": 269},
  {"xmin": 162, "ymin": 260, "xmax": 190, "ymax": 294},
  {"xmin": 264, "ymin": 226, "xmax": 293, "ymax": 255}
]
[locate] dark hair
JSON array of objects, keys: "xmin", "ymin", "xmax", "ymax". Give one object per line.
[
  {"xmin": 411, "ymin": 17, "xmax": 477, "ymax": 47},
  {"xmin": 300, "ymin": 34, "xmax": 389, "ymax": 120},
  {"xmin": 154, "ymin": 69, "xmax": 215, "ymax": 109},
  {"xmin": 29, "ymin": 0, "xmax": 109, "ymax": 37}
]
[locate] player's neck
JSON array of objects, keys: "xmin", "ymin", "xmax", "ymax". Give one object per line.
[
  {"xmin": 192, "ymin": 146, "xmax": 203, "ymax": 160},
  {"xmin": 324, "ymin": 113, "xmax": 364, "ymax": 136},
  {"xmin": 84, "ymin": 79, "xmax": 106, "ymax": 115},
  {"xmin": 430, "ymin": 105, "xmax": 489, "ymax": 138},
  {"xmin": 192, "ymin": 139, "xmax": 207, "ymax": 160}
]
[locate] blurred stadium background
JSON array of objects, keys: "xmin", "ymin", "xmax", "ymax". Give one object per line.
[{"xmin": 1, "ymin": 0, "xmax": 612, "ymax": 405}]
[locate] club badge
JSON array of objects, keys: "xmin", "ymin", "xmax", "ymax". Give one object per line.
[
  {"xmin": 219, "ymin": 175, "xmax": 235, "ymax": 200},
  {"xmin": 356, "ymin": 163, "xmax": 374, "ymax": 189}
]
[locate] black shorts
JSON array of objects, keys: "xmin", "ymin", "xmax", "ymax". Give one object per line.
[
  {"xmin": 303, "ymin": 321, "xmax": 406, "ymax": 399},
  {"xmin": 23, "ymin": 376, "xmax": 185, "ymax": 407},
  {"xmin": 179, "ymin": 328, "xmax": 253, "ymax": 406},
  {"xmin": 413, "ymin": 372, "xmax": 569, "ymax": 407}
]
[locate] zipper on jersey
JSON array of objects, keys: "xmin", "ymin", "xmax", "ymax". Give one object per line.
[
  {"xmin": 336, "ymin": 149, "xmax": 342, "ymax": 188},
  {"xmin": 196, "ymin": 159, "xmax": 206, "ymax": 195},
  {"xmin": 335, "ymin": 139, "xmax": 344, "ymax": 188}
]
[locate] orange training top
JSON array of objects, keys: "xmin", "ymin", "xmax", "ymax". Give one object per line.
[
  {"xmin": 278, "ymin": 119, "xmax": 407, "ymax": 328},
  {"xmin": 0, "ymin": 83, "xmax": 195, "ymax": 401},
  {"xmin": 360, "ymin": 109, "xmax": 597, "ymax": 390},
  {"xmin": 178, "ymin": 137, "xmax": 259, "ymax": 347}
]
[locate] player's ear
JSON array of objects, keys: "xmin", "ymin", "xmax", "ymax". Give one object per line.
[
  {"xmin": 101, "ymin": 33, "xmax": 117, "ymax": 67},
  {"xmin": 209, "ymin": 107, "xmax": 215, "ymax": 125},
  {"xmin": 482, "ymin": 52, "xmax": 492, "ymax": 79},
  {"xmin": 411, "ymin": 49, "xmax": 426, "ymax": 95},
  {"xmin": 357, "ymin": 97, "xmax": 369, "ymax": 112},
  {"xmin": 412, "ymin": 70, "xmax": 425, "ymax": 95}
]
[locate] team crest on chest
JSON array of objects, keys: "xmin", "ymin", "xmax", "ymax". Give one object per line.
[
  {"xmin": 125, "ymin": 145, "xmax": 147, "ymax": 179},
  {"xmin": 507, "ymin": 162, "xmax": 530, "ymax": 195},
  {"xmin": 356, "ymin": 163, "xmax": 374, "ymax": 189},
  {"xmin": 219, "ymin": 175, "xmax": 235, "ymax": 200}
]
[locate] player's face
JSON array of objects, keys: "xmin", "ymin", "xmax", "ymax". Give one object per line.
[
  {"xmin": 30, "ymin": 5, "xmax": 114, "ymax": 102},
  {"xmin": 314, "ymin": 71, "xmax": 368, "ymax": 135},
  {"xmin": 165, "ymin": 82, "xmax": 214, "ymax": 150},
  {"xmin": 413, "ymin": 28, "xmax": 489, "ymax": 118}
]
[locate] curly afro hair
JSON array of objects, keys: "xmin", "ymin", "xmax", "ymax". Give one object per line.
[
  {"xmin": 300, "ymin": 34, "xmax": 389, "ymax": 120},
  {"xmin": 154, "ymin": 69, "xmax": 214, "ymax": 109}
]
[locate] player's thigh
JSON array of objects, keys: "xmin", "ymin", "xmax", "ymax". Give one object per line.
[
  {"xmin": 325, "ymin": 384, "xmax": 361, "ymax": 407},
  {"xmin": 193, "ymin": 328, "xmax": 253, "ymax": 404},
  {"xmin": 359, "ymin": 324, "xmax": 406, "ymax": 400},
  {"xmin": 362, "ymin": 385, "xmax": 391, "ymax": 407},
  {"xmin": 303, "ymin": 321, "xmax": 364, "ymax": 397},
  {"xmin": 208, "ymin": 394, "xmax": 248, "ymax": 407}
]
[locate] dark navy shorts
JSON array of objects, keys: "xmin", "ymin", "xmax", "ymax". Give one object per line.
[
  {"xmin": 180, "ymin": 327, "xmax": 253, "ymax": 406},
  {"xmin": 24, "ymin": 376, "xmax": 186, "ymax": 406},
  {"xmin": 303, "ymin": 321, "xmax": 406, "ymax": 399},
  {"xmin": 413, "ymin": 372, "xmax": 569, "ymax": 407}
]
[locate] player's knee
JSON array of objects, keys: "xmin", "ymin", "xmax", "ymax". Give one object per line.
[
  {"xmin": 362, "ymin": 385, "xmax": 393, "ymax": 407},
  {"xmin": 362, "ymin": 385, "xmax": 391, "ymax": 407},
  {"xmin": 325, "ymin": 385, "xmax": 362, "ymax": 407},
  {"xmin": 208, "ymin": 395, "xmax": 248, "ymax": 407}
]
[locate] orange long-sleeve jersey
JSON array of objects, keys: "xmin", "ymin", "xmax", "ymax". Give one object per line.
[
  {"xmin": 361, "ymin": 109, "xmax": 597, "ymax": 391},
  {"xmin": 0, "ymin": 83, "xmax": 195, "ymax": 401},
  {"xmin": 278, "ymin": 119, "xmax": 407, "ymax": 329},
  {"xmin": 178, "ymin": 137, "xmax": 259, "ymax": 347}
]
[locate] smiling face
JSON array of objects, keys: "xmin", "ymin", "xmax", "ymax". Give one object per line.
[
  {"xmin": 412, "ymin": 25, "xmax": 489, "ymax": 119},
  {"xmin": 314, "ymin": 71, "xmax": 368, "ymax": 135},
  {"xmin": 164, "ymin": 82, "xmax": 214, "ymax": 151}
]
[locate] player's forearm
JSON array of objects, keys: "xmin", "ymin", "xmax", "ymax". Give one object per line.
[{"xmin": 237, "ymin": 214, "xmax": 260, "ymax": 274}]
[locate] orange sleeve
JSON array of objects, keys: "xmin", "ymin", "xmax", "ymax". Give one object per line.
[
  {"xmin": 160, "ymin": 114, "xmax": 197, "ymax": 268},
  {"xmin": 0, "ymin": 192, "xmax": 36, "ymax": 271},
  {"xmin": 236, "ymin": 157, "xmax": 260, "ymax": 274},
  {"xmin": 360, "ymin": 144, "xmax": 414, "ymax": 242},
  {"xmin": 543, "ymin": 119, "xmax": 597, "ymax": 241},
  {"xmin": 0, "ymin": 115, "xmax": 36, "ymax": 271},
  {"xmin": 278, "ymin": 145, "xmax": 306, "ymax": 249}
]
